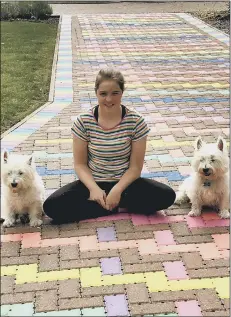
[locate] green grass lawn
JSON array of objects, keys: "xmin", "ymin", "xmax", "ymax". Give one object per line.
[{"xmin": 1, "ymin": 21, "xmax": 58, "ymax": 133}]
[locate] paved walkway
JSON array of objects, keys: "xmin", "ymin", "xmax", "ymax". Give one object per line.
[{"xmin": 1, "ymin": 13, "xmax": 230, "ymax": 316}]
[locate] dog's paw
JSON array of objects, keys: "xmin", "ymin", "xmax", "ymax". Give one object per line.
[
  {"xmin": 29, "ymin": 219, "xmax": 43, "ymax": 227},
  {"xmin": 218, "ymin": 209, "xmax": 230, "ymax": 219},
  {"xmin": 188, "ymin": 209, "xmax": 201, "ymax": 217},
  {"xmin": 3, "ymin": 219, "xmax": 16, "ymax": 227}
]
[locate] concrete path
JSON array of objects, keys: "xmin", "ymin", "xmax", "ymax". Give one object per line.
[
  {"xmin": 50, "ymin": 2, "xmax": 229, "ymax": 14},
  {"xmin": 1, "ymin": 13, "xmax": 230, "ymax": 316}
]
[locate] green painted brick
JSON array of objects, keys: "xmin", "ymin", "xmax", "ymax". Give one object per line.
[
  {"xmin": 33, "ymin": 309, "xmax": 81, "ymax": 316},
  {"xmin": 1, "ymin": 303, "xmax": 34, "ymax": 316},
  {"xmin": 1, "ymin": 305, "xmax": 11, "ymax": 316},
  {"xmin": 81, "ymin": 307, "xmax": 106, "ymax": 316},
  {"xmin": 153, "ymin": 314, "xmax": 178, "ymax": 317}
]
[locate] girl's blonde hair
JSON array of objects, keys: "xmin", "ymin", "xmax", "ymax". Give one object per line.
[{"xmin": 95, "ymin": 68, "xmax": 125, "ymax": 93}]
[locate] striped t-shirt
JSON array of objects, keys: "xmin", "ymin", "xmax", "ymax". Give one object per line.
[{"xmin": 71, "ymin": 105, "xmax": 150, "ymax": 182}]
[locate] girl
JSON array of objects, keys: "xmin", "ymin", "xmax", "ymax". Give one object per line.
[{"xmin": 43, "ymin": 68, "xmax": 176, "ymax": 223}]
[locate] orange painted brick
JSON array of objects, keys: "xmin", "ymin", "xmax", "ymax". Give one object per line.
[
  {"xmin": 22, "ymin": 233, "xmax": 41, "ymax": 248},
  {"xmin": 202, "ymin": 212, "xmax": 220, "ymax": 220},
  {"xmin": 1, "ymin": 234, "xmax": 22, "ymax": 242}
]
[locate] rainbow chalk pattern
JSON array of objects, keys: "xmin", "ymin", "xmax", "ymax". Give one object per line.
[{"xmin": 1, "ymin": 13, "xmax": 230, "ymax": 316}]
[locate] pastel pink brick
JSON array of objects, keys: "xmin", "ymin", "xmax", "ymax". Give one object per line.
[
  {"xmin": 163, "ymin": 261, "xmax": 189, "ymax": 280},
  {"xmin": 178, "ymin": 166, "xmax": 192, "ymax": 176},
  {"xmin": 131, "ymin": 214, "xmax": 149, "ymax": 225},
  {"xmin": 138, "ymin": 239, "xmax": 159, "ymax": 255},
  {"xmin": 162, "ymin": 135, "xmax": 175, "ymax": 142},
  {"xmin": 204, "ymin": 219, "xmax": 230, "ymax": 227},
  {"xmin": 176, "ymin": 300, "xmax": 202, "ymax": 316},
  {"xmin": 1, "ymin": 234, "xmax": 22, "ymax": 242},
  {"xmin": 96, "ymin": 213, "xmax": 130, "ymax": 221},
  {"xmin": 21, "ymin": 233, "xmax": 41, "ymax": 248},
  {"xmin": 220, "ymin": 250, "xmax": 229, "ymax": 258},
  {"xmin": 149, "ymin": 215, "xmax": 185, "ymax": 225},
  {"xmin": 212, "ymin": 233, "xmax": 229, "ymax": 250},
  {"xmin": 81, "ymin": 213, "xmax": 130, "ymax": 223},
  {"xmin": 159, "ymin": 244, "xmax": 197, "ymax": 254},
  {"xmin": 79, "ymin": 236, "xmax": 98, "ymax": 251},
  {"xmin": 185, "ymin": 216, "xmax": 205, "ymax": 228},
  {"xmin": 197, "ymin": 243, "xmax": 222, "ymax": 260},
  {"xmin": 169, "ymin": 149, "xmax": 184, "ymax": 158},
  {"xmin": 98, "ymin": 240, "xmax": 137, "ymax": 251},
  {"xmin": 41, "ymin": 237, "xmax": 79, "ymax": 247},
  {"xmin": 155, "ymin": 123, "xmax": 169, "ymax": 129},
  {"xmin": 154, "ymin": 230, "xmax": 176, "ymax": 246},
  {"xmin": 183, "ymin": 127, "xmax": 196, "ymax": 135}
]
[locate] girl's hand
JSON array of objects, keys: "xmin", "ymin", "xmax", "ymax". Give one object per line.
[
  {"xmin": 106, "ymin": 186, "xmax": 122, "ymax": 211},
  {"xmin": 89, "ymin": 187, "xmax": 107, "ymax": 209}
]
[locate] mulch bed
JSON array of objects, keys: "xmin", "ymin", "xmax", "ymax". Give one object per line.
[{"xmin": 191, "ymin": 10, "xmax": 230, "ymax": 35}]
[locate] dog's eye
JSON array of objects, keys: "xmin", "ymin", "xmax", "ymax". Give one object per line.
[
  {"xmin": 8, "ymin": 171, "xmax": 12, "ymax": 175},
  {"xmin": 211, "ymin": 159, "xmax": 215, "ymax": 162},
  {"xmin": 19, "ymin": 171, "xmax": 23, "ymax": 175}
]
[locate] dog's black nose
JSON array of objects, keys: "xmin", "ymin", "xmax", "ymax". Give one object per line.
[
  {"xmin": 11, "ymin": 182, "xmax": 17, "ymax": 188},
  {"xmin": 203, "ymin": 168, "xmax": 210, "ymax": 173}
]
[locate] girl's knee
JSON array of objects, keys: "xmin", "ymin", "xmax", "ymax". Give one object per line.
[
  {"xmin": 165, "ymin": 186, "xmax": 176, "ymax": 207},
  {"xmin": 43, "ymin": 197, "xmax": 56, "ymax": 218}
]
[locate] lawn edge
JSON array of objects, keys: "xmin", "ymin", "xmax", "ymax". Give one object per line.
[{"xmin": 1, "ymin": 15, "xmax": 62, "ymax": 139}]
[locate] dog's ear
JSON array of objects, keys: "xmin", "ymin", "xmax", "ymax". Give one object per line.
[
  {"xmin": 217, "ymin": 136, "xmax": 226, "ymax": 152},
  {"xmin": 3, "ymin": 149, "xmax": 9, "ymax": 164},
  {"xmin": 195, "ymin": 136, "xmax": 204, "ymax": 150},
  {"xmin": 27, "ymin": 155, "xmax": 34, "ymax": 166}
]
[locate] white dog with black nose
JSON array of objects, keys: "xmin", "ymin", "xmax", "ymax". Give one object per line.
[
  {"xmin": 175, "ymin": 136, "xmax": 229, "ymax": 219},
  {"xmin": 1, "ymin": 150, "xmax": 45, "ymax": 227}
]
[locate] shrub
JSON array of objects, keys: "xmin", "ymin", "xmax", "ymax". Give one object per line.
[
  {"xmin": 1, "ymin": 1, "xmax": 53, "ymax": 20},
  {"xmin": 31, "ymin": 2, "xmax": 53, "ymax": 20}
]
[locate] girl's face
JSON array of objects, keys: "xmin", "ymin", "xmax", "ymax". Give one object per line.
[{"xmin": 96, "ymin": 80, "xmax": 123, "ymax": 110}]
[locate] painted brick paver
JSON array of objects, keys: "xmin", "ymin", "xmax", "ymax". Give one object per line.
[{"xmin": 1, "ymin": 13, "xmax": 230, "ymax": 316}]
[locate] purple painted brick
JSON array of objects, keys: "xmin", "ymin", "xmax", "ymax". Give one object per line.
[
  {"xmin": 100, "ymin": 257, "xmax": 122, "ymax": 275},
  {"xmin": 97, "ymin": 227, "xmax": 117, "ymax": 242},
  {"xmin": 105, "ymin": 294, "xmax": 129, "ymax": 316}
]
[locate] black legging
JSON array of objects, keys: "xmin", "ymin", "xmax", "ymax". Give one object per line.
[{"xmin": 43, "ymin": 178, "xmax": 176, "ymax": 224}]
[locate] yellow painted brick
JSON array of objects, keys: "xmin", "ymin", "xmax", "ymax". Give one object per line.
[
  {"xmin": 168, "ymin": 278, "xmax": 214, "ymax": 291},
  {"xmin": 213, "ymin": 277, "xmax": 229, "ymax": 299},
  {"xmin": 80, "ymin": 267, "xmax": 102, "ymax": 287},
  {"xmin": 35, "ymin": 139, "xmax": 71, "ymax": 145},
  {"xmin": 16, "ymin": 264, "xmax": 37, "ymax": 284},
  {"xmin": 37, "ymin": 269, "xmax": 80, "ymax": 283},
  {"xmin": 149, "ymin": 140, "xmax": 193, "ymax": 147},
  {"xmin": 1, "ymin": 265, "xmax": 18, "ymax": 276},
  {"xmin": 102, "ymin": 273, "xmax": 145, "ymax": 286},
  {"xmin": 145, "ymin": 272, "xmax": 170, "ymax": 292}
]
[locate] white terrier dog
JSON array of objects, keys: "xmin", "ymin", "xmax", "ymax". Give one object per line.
[
  {"xmin": 1, "ymin": 150, "xmax": 45, "ymax": 227},
  {"xmin": 175, "ymin": 136, "xmax": 229, "ymax": 219}
]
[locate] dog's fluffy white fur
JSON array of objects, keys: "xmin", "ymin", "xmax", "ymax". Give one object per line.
[
  {"xmin": 1, "ymin": 150, "xmax": 45, "ymax": 227},
  {"xmin": 175, "ymin": 136, "xmax": 230, "ymax": 219}
]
